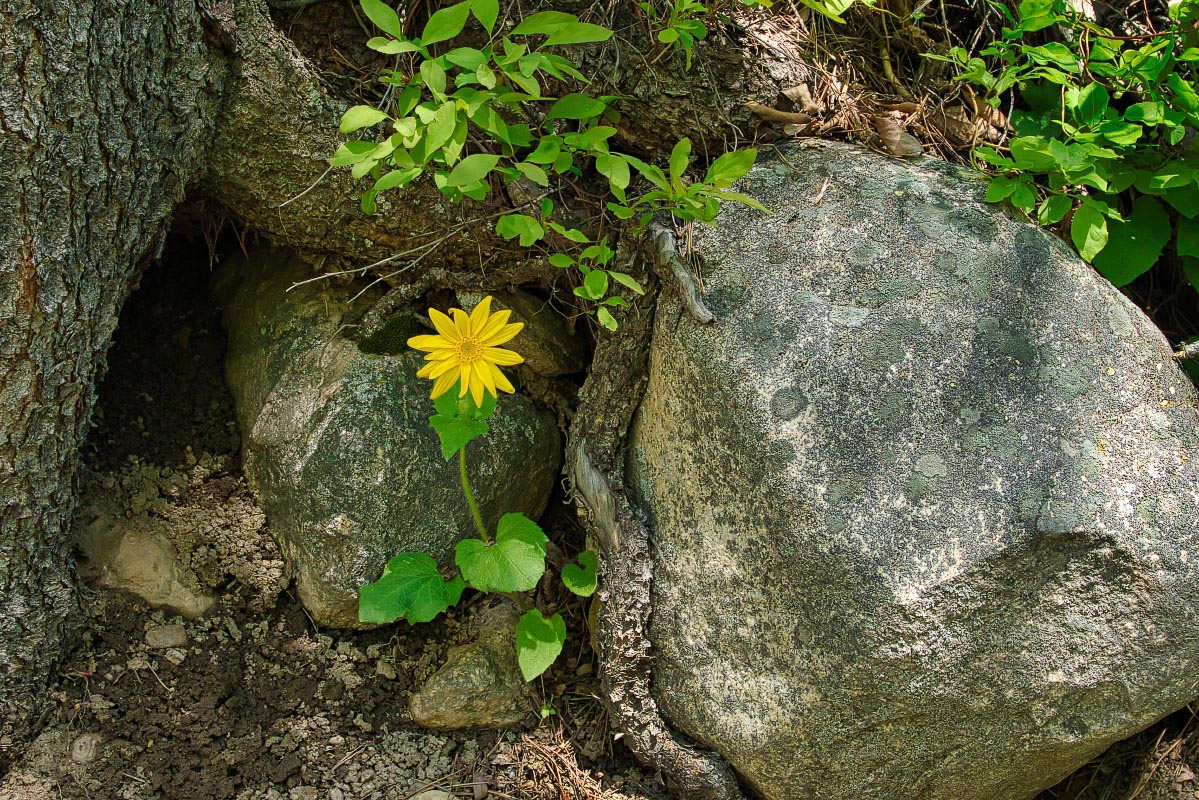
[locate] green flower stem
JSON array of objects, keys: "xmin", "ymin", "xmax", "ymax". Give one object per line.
[{"xmin": 459, "ymin": 445, "xmax": 489, "ymax": 541}]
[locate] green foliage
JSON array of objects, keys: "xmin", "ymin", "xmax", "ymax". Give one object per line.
[
  {"xmin": 335, "ymin": 0, "xmax": 768, "ymax": 330},
  {"xmin": 515, "ymin": 609, "xmax": 567, "ymax": 681},
  {"xmin": 937, "ymin": 0, "xmax": 1199, "ymax": 287},
  {"xmin": 358, "ymin": 379, "xmax": 597, "ymax": 682},
  {"xmin": 561, "ymin": 550, "xmax": 598, "ymax": 597}
]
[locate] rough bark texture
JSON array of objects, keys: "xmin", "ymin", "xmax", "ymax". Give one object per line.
[
  {"xmin": 0, "ymin": 0, "xmax": 223, "ymax": 769},
  {"xmin": 0, "ymin": 0, "xmax": 802, "ymax": 786},
  {"xmin": 566, "ymin": 238, "xmax": 744, "ymax": 800}
]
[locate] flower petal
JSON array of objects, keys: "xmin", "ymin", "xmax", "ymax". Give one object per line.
[
  {"xmin": 483, "ymin": 346, "xmax": 523, "ymax": 366},
  {"xmin": 416, "ymin": 362, "xmax": 437, "ymax": 378},
  {"xmin": 476, "ymin": 308, "xmax": 512, "ymax": 342},
  {"xmin": 408, "ymin": 334, "xmax": 448, "ymax": 352},
  {"xmin": 427, "ymin": 358, "xmax": 459, "ymax": 379},
  {"xmin": 431, "ymin": 368, "xmax": 459, "ymax": 399},
  {"xmin": 468, "ymin": 365, "xmax": 486, "ymax": 407},
  {"xmin": 482, "ymin": 321, "xmax": 524, "ymax": 346},
  {"xmin": 477, "ymin": 357, "xmax": 498, "ymax": 397},
  {"xmin": 429, "ymin": 308, "xmax": 458, "ymax": 340},
  {"xmin": 489, "ymin": 362, "xmax": 515, "ymax": 393},
  {"xmin": 451, "ymin": 308, "xmax": 472, "ymax": 337},
  {"xmin": 469, "ymin": 296, "xmax": 493, "ymax": 337}
]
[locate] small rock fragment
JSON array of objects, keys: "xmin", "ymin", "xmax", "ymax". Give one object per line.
[
  {"xmin": 70, "ymin": 732, "xmax": 103, "ymax": 765},
  {"xmin": 375, "ymin": 660, "xmax": 397, "ymax": 680},
  {"xmin": 163, "ymin": 648, "xmax": 187, "ymax": 666},
  {"xmin": 145, "ymin": 623, "xmax": 188, "ymax": 649}
]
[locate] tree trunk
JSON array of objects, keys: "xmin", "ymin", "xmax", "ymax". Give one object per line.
[
  {"xmin": 0, "ymin": 0, "xmax": 223, "ymax": 768},
  {"xmin": 0, "ymin": 1, "xmax": 800, "ymax": 789}
]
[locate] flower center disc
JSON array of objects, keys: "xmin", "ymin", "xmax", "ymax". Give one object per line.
[{"xmin": 457, "ymin": 338, "xmax": 483, "ymax": 362}]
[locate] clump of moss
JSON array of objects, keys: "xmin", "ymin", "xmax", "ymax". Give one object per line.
[{"xmin": 357, "ymin": 313, "xmax": 422, "ymax": 355}]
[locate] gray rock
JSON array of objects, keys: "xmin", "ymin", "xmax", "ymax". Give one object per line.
[
  {"xmin": 68, "ymin": 733, "xmax": 102, "ymax": 765},
  {"xmin": 215, "ymin": 249, "xmax": 561, "ymax": 628},
  {"xmin": 409, "ymin": 604, "xmax": 531, "ymax": 729},
  {"xmin": 76, "ymin": 518, "xmax": 215, "ymax": 619},
  {"xmin": 145, "ymin": 624, "xmax": 188, "ymax": 649},
  {"xmin": 629, "ymin": 142, "xmax": 1199, "ymax": 800}
]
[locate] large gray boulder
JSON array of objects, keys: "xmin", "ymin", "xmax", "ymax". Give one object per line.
[
  {"xmin": 628, "ymin": 142, "xmax": 1199, "ymax": 800},
  {"xmin": 216, "ymin": 248, "xmax": 560, "ymax": 628}
]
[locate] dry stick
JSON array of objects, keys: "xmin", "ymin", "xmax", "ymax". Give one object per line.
[
  {"xmin": 648, "ymin": 223, "xmax": 716, "ymax": 325},
  {"xmin": 1173, "ymin": 340, "xmax": 1199, "ymax": 360},
  {"xmin": 567, "ymin": 282, "xmax": 742, "ymax": 800}
]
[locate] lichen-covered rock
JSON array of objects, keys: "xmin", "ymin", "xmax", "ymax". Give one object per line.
[
  {"xmin": 215, "ymin": 248, "xmax": 561, "ymax": 628},
  {"xmin": 409, "ymin": 604, "xmax": 531, "ymax": 729},
  {"xmin": 629, "ymin": 142, "xmax": 1199, "ymax": 800}
]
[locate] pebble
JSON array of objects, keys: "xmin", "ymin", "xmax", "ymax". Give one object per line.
[
  {"xmin": 411, "ymin": 791, "xmax": 453, "ymax": 800},
  {"xmin": 69, "ymin": 732, "xmax": 103, "ymax": 765},
  {"xmin": 375, "ymin": 660, "xmax": 397, "ymax": 680},
  {"xmin": 163, "ymin": 648, "xmax": 187, "ymax": 666},
  {"xmin": 145, "ymin": 624, "xmax": 188, "ymax": 649}
]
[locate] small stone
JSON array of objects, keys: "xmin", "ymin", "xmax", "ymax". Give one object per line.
[
  {"xmin": 145, "ymin": 624, "xmax": 188, "ymax": 649},
  {"xmin": 126, "ymin": 657, "xmax": 150, "ymax": 671},
  {"xmin": 70, "ymin": 732, "xmax": 103, "ymax": 765},
  {"xmin": 375, "ymin": 660, "xmax": 397, "ymax": 680},
  {"xmin": 163, "ymin": 648, "xmax": 187, "ymax": 666},
  {"xmin": 411, "ymin": 792, "xmax": 453, "ymax": 800}
]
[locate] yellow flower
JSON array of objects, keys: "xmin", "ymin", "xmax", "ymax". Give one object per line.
[{"xmin": 408, "ymin": 296, "xmax": 524, "ymax": 405}]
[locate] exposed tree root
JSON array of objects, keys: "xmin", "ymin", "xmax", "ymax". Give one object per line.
[{"xmin": 565, "ymin": 274, "xmax": 744, "ymax": 800}]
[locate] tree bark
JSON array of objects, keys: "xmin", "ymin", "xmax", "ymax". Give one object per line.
[
  {"xmin": 0, "ymin": 0, "xmax": 802, "ymax": 785},
  {"xmin": 0, "ymin": 0, "xmax": 223, "ymax": 769}
]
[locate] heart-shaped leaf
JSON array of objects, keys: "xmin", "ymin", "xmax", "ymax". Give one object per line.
[
  {"xmin": 561, "ymin": 550, "xmax": 597, "ymax": 597},
  {"xmin": 515, "ymin": 609, "xmax": 566, "ymax": 681},
  {"xmin": 456, "ymin": 513, "xmax": 547, "ymax": 592},
  {"xmin": 359, "ymin": 553, "xmax": 466, "ymax": 624}
]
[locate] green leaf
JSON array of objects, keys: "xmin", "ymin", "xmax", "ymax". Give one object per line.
[
  {"xmin": 1166, "ymin": 184, "xmax": 1199, "ymax": 218},
  {"xmin": 360, "ymin": 0, "xmax": 403, "ymax": 38},
  {"xmin": 424, "ymin": 102, "xmax": 459, "ymax": 155},
  {"xmin": 561, "ymin": 550, "xmax": 597, "ymax": 597},
  {"xmin": 1066, "ymin": 83, "xmax": 1109, "ymax": 125},
  {"xmin": 471, "ymin": 0, "xmax": 499, "ymax": 32},
  {"xmin": 445, "ymin": 47, "xmax": 488, "ymax": 70},
  {"xmin": 704, "ymin": 148, "xmax": 757, "ymax": 188},
  {"xmin": 339, "ymin": 105, "xmax": 389, "ymax": 134},
  {"xmin": 515, "ymin": 610, "xmax": 566, "ymax": 681},
  {"xmin": 1092, "ymin": 197, "xmax": 1171, "ymax": 286},
  {"xmin": 515, "ymin": 161, "xmax": 549, "ymax": 186},
  {"xmin": 985, "ymin": 175, "xmax": 1020, "ymax": 203},
  {"xmin": 546, "ymin": 93, "xmax": 608, "ymax": 121},
  {"xmin": 330, "ymin": 140, "xmax": 378, "ymax": 166},
  {"xmin": 373, "ymin": 167, "xmax": 423, "ymax": 192},
  {"xmin": 596, "ymin": 306, "xmax": 617, "ymax": 331},
  {"xmin": 544, "ymin": 22, "xmax": 614, "ymax": 46},
  {"xmin": 421, "ymin": 1, "xmax": 471, "ymax": 45},
  {"xmin": 607, "ymin": 271, "xmax": 644, "ymax": 294},
  {"xmin": 496, "ymin": 213, "xmax": 545, "ymax": 246},
  {"xmin": 368, "ymin": 37, "xmax": 422, "ymax": 54},
  {"xmin": 1070, "ymin": 200, "xmax": 1109, "ymax": 262},
  {"xmin": 359, "ymin": 553, "xmax": 466, "ymax": 624},
  {"xmin": 447, "ymin": 153, "xmax": 500, "ymax": 186},
  {"xmin": 456, "ymin": 513, "xmax": 548, "ymax": 592},
  {"xmin": 510, "ymin": 10, "xmax": 580, "ymax": 35},
  {"xmin": 420, "ymin": 60, "xmax": 448, "ymax": 97},
  {"xmin": 1177, "ymin": 218, "xmax": 1199, "ymax": 259},
  {"xmin": 548, "ymin": 253, "xmax": 575, "ymax": 269},
  {"xmin": 716, "ymin": 190, "xmax": 769, "ymax": 213},
  {"xmin": 584, "ymin": 269, "xmax": 609, "ymax": 298},
  {"xmin": 1037, "ymin": 194, "xmax": 1072, "ymax": 225},
  {"xmin": 668, "ymin": 137, "xmax": 692, "ymax": 191},
  {"xmin": 429, "ymin": 414, "xmax": 489, "ymax": 460},
  {"xmin": 433, "ymin": 380, "xmax": 497, "ymax": 420}
]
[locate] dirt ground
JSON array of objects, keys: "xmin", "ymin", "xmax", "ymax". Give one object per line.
[{"xmin": 0, "ymin": 236, "xmax": 1195, "ymax": 800}]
